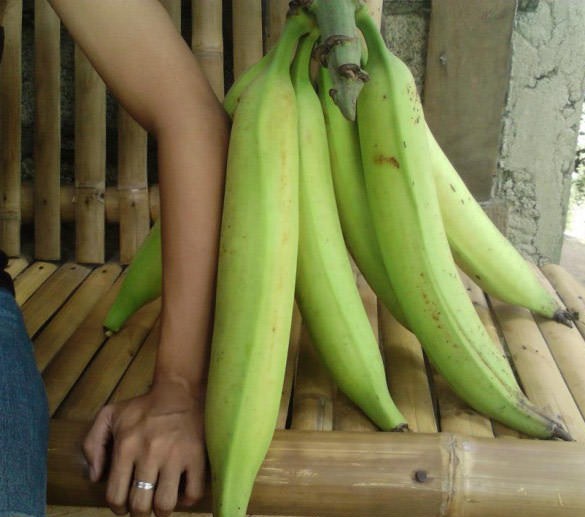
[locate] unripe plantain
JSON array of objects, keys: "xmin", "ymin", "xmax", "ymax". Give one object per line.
[
  {"xmin": 356, "ymin": 8, "xmax": 569, "ymax": 440},
  {"xmin": 204, "ymin": 12, "xmax": 313, "ymax": 517},
  {"xmin": 293, "ymin": 32, "xmax": 406, "ymax": 431},
  {"xmin": 104, "ymin": 220, "xmax": 161, "ymax": 332}
]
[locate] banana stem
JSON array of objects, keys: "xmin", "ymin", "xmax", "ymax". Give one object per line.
[{"xmin": 305, "ymin": 0, "xmax": 367, "ymax": 121}]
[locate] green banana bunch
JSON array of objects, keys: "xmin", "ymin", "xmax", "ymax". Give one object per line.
[
  {"xmin": 204, "ymin": 11, "xmax": 313, "ymax": 517},
  {"xmin": 317, "ymin": 68, "xmax": 408, "ymax": 329},
  {"xmin": 293, "ymin": 32, "xmax": 406, "ymax": 431},
  {"xmin": 104, "ymin": 219, "xmax": 161, "ymax": 333},
  {"xmin": 426, "ymin": 126, "xmax": 575, "ymax": 325},
  {"xmin": 355, "ymin": 8, "xmax": 569, "ymax": 439}
]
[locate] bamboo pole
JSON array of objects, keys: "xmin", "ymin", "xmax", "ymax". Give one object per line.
[
  {"xmin": 117, "ymin": 108, "xmax": 149, "ymax": 264},
  {"xmin": 0, "ymin": 0, "xmax": 22, "ymax": 256},
  {"xmin": 48, "ymin": 422, "xmax": 585, "ymax": 516},
  {"xmin": 20, "ymin": 182, "xmax": 160, "ymax": 224},
  {"xmin": 74, "ymin": 45, "xmax": 106, "ymax": 263},
  {"xmin": 490, "ymin": 296, "xmax": 585, "ymax": 442},
  {"xmin": 192, "ymin": 0, "xmax": 224, "ymax": 99},
  {"xmin": 232, "ymin": 0, "xmax": 263, "ymax": 79},
  {"xmin": 264, "ymin": 0, "xmax": 290, "ymax": 51},
  {"xmin": 290, "ymin": 326, "xmax": 335, "ymax": 431},
  {"xmin": 34, "ymin": 0, "xmax": 61, "ymax": 260}
]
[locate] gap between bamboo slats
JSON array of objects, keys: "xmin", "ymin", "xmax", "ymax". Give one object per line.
[
  {"xmin": 0, "ymin": 0, "xmax": 22, "ymax": 256},
  {"xmin": 20, "ymin": 182, "xmax": 160, "ymax": 225},
  {"xmin": 48, "ymin": 422, "xmax": 585, "ymax": 516},
  {"xmin": 74, "ymin": 45, "xmax": 106, "ymax": 264},
  {"xmin": 34, "ymin": 0, "xmax": 61, "ymax": 260},
  {"xmin": 192, "ymin": 0, "xmax": 224, "ymax": 99},
  {"xmin": 232, "ymin": 0, "xmax": 263, "ymax": 79}
]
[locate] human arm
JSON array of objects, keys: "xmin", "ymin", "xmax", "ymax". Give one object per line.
[{"xmin": 46, "ymin": 1, "xmax": 228, "ymax": 515}]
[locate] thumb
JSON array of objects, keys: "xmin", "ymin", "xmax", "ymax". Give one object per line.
[{"xmin": 83, "ymin": 404, "xmax": 115, "ymax": 482}]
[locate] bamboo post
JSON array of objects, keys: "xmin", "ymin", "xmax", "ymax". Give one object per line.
[
  {"xmin": 48, "ymin": 422, "xmax": 585, "ymax": 516},
  {"xmin": 192, "ymin": 0, "xmax": 224, "ymax": 99},
  {"xmin": 34, "ymin": 0, "xmax": 61, "ymax": 260},
  {"xmin": 232, "ymin": 0, "xmax": 263, "ymax": 79},
  {"xmin": 264, "ymin": 0, "xmax": 290, "ymax": 51},
  {"xmin": 0, "ymin": 0, "xmax": 22, "ymax": 256},
  {"xmin": 74, "ymin": 45, "xmax": 106, "ymax": 263},
  {"xmin": 117, "ymin": 108, "xmax": 149, "ymax": 264}
]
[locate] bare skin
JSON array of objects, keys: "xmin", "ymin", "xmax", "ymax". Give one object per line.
[{"xmin": 47, "ymin": 1, "xmax": 229, "ymax": 515}]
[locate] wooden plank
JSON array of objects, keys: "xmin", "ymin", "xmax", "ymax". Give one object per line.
[
  {"xmin": 107, "ymin": 319, "xmax": 160, "ymax": 403},
  {"xmin": 34, "ymin": 263, "xmax": 122, "ymax": 372},
  {"xmin": 74, "ymin": 44, "xmax": 106, "ymax": 263},
  {"xmin": 232, "ymin": 0, "xmax": 263, "ymax": 79},
  {"xmin": 42, "ymin": 277, "xmax": 123, "ymax": 416},
  {"xmin": 0, "ymin": 0, "xmax": 22, "ymax": 255},
  {"xmin": 490, "ymin": 296, "xmax": 585, "ymax": 442},
  {"xmin": 55, "ymin": 298, "xmax": 161, "ymax": 421},
  {"xmin": 22, "ymin": 262, "xmax": 92, "ymax": 337},
  {"xmin": 14, "ymin": 261, "xmax": 58, "ymax": 305},
  {"xmin": 34, "ymin": 0, "xmax": 61, "ymax": 260},
  {"xmin": 49, "ymin": 421, "xmax": 585, "ymax": 516},
  {"xmin": 117, "ymin": 108, "xmax": 149, "ymax": 264},
  {"xmin": 192, "ymin": 0, "xmax": 224, "ymax": 99},
  {"xmin": 290, "ymin": 326, "xmax": 335, "ymax": 431},
  {"xmin": 423, "ymin": 0, "xmax": 516, "ymax": 201},
  {"xmin": 378, "ymin": 306, "xmax": 438, "ymax": 433},
  {"xmin": 6, "ymin": 256, "xmax": 29, "ymax": 278}
]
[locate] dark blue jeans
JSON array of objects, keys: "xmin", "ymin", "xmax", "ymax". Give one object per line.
[{"xmin": 0, "ymin": 288, "xmax": 48, "ymax": 517}]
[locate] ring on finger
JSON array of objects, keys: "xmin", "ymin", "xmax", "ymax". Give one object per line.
[{"xmin": 134, "ymin": 480, "xmax": 156, "ymax": 491}]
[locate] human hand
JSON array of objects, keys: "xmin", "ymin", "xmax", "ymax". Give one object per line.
[{"xmin": 83, "ymin": 379, "xmax": 206, "ymax": 517}]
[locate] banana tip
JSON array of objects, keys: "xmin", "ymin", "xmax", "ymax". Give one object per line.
[
  {"xmin": 551, "ymin": 425, "xmax": 574, "ymax": 442},
  {"xmin": 103, "ymin": 327, "xmax": 115, "ymax": 338},
  {"xmin": 553, "ymin": 309, "xmax": 578, "ymax": 328},
  {"xmin": 393, "ymin": 423, "xmax": 410, "ymax": 432}
]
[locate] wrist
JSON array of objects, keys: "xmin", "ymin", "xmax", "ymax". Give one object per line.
[{"xmin": 152, "ymin": 370, "xmax": 207, "ymax": 399}]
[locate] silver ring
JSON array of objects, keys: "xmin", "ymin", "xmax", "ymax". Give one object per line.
[{"xmin": 134, "ymin": 480, "xmax": 156, "ymax": 490}]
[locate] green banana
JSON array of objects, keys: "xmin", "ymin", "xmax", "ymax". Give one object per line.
[
  {"xmin": 204, "ymin": 12, "xmax": 312, "ymax": 517},
  {"xmin": 293, "ymin": 32, "xmax": 406, "ymax": 431},
  {"xmin": 356, "ymin": 8, "xmax": 570, "ymax": 440},
  {"xmin": 427, "ymin": 126, "xmax": 576, "ymax": 325},
  {"xmin": 317, "ymin": 68, "xmax": 409, "ymax": 329},
  {"xmin": 103, "ymin": 219, "xmax": 161, "ymax": 332}
]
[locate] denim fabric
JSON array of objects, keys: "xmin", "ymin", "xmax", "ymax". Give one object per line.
[{"xmin": 0, "ymin": 288, "xmax": 49, "ymax": 517}]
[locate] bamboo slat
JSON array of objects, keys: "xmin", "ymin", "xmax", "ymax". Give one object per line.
[
  {"xmin": 21, "ymin": 182, "xmax": 160, "ymax": 225},
  {"xmin": 192, "ymin": 0, "xmax": 224, "ymax": 99},
  {"xmin": 14, "ymin": 261, "xmax": 58, "ymax": 305},
  {"xmin": 541, "ymin": 263, "xmax": 585, "ymax": 340},
  {"xmin": 34, "ymin": 0, "xmax": 61, "ymax": 260},
  {"xmin": 107, "ymin": 319, "xmax": 160, "ymax": 404},
  {"xmin": 42, "ymin": 278, "xmax": 123, "ymax": 415},
  {"xmin": 264, "ymin": 0, "xmax": 290, "ymax": 51},
  {"xmin": 490, "ymin": 297, "xmax": 585, "ymax": 441},
  {"xmin": 117, "ymin": 108, "xmax": 149, "ymax": 264},
  {"xmin": 21, "ymin": 262, "xmax": 91, "ymax": 337},
  {"xmin": 55, "ymin": 298, "xmax": 161, "ymax": 420},
  {"xmin": 0, "ymin": 0, "xmax": 22, "ymax": 255},
  {"xmin": 277, "ymin": 304, "xmax": 302, "ymax": 429},
  {"xmin": 34, "ymin": 263, "xmax": 122, "ymax": 372},
  {"xmin": 290, "ymin": 326, "xmax": 335, "ymax": 431},
  {"xmin": 378, "ymin": 307, "xmax": 438, "ymax": 433},
  {"xmin": 6, "ymin": 256, "xmax": 29, "ymax": 278},
  {"xmin": 48, "ymin": 422, "xmax": 585, "ymax": 516},
  {"xmin": 232, "ymin": 0, "xmax": 263, "ymax": 79},
  {"xmin": 74, "ymin": 45, "xmax": 106, "ymax": 264}
]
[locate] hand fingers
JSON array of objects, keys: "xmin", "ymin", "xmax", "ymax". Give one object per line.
[
  {"xmin": 82, "ymin": 404, "xmax": 115, "ymax": 482},
  {"xmin": 129, "ymin": 462, "xmax": 159, "ymax": 517},
  {"xmin": 179, "ymin": 458, "xmax": 206, "ymax": 508},
  {"xmin": 106, "ymin": 438, "xmax": 137, "ymax": 516},
  {"xmin": 153, "ymin": 465, "xmax": 181, "ymax": 517}
]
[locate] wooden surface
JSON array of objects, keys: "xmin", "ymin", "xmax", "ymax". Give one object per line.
[
  {"xmin": 6, "ymin": 259, "xmax": 585, "ymax": 514},
  {"xmin": 423, "ymin": 0, "xmax": 517, "ymax": 201}
]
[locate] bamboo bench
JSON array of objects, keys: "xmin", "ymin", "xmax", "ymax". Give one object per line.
[{"xmin": 2, "ymin": 0, "xmax": 585, "ymax": 515}]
